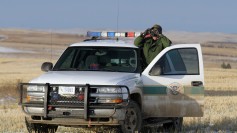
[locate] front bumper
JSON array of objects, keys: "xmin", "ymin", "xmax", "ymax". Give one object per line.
[
  {"xmin": 24, "ymin": 107, "xmax": 126, "ymax": 126},
  {"xmin": 19, "ymin": 83, "xmax": 130, "ymax": 125}
]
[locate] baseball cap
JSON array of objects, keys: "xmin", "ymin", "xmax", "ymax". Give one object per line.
[{"xmin": 152, "ymin": 24, "xmax": 162, "ymax": 34}]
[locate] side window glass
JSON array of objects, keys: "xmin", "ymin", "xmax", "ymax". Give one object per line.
[
  {"xmin": 167, "ymin": 49, "xmax": 186, "ymax": 72},
  {"xmin": 149, "ymin": 48, "xmax": 199, "ymax": 75},
  {"xmin": 149, "ymin": 55, "xmax": 171, "ymax": 76},
  {"xmin": 178, "ymin": 48, "xmax": 199, "ymax": 74}
]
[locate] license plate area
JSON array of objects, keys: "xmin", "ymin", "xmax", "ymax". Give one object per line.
[{"xmin": 58, "ymin": 86, "xmax": 75, "ymax": 95}]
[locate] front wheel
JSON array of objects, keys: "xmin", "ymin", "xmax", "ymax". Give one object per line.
[
  {"xmin": 25, "ymin": 117, "xmax": 58, "ymax": 133},
  {"xmin": 120, "ymin": 101, "xmax": 142, "ymax": 133}
]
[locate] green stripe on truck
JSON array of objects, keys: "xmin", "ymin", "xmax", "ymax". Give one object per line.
[{"xmin": 143, "ymin": 86, "xmax": 204, "ymax": 95}]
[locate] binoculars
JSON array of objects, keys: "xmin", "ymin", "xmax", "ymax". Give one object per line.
[{"xmin": 143, "ymin": 28, "xmax": 159, "ymax": 37}]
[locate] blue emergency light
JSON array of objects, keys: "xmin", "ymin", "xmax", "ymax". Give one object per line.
[
  {"xmin": 87, "ymin": 32, "xmax": 101, "ymax": 37},
  {"xmin": 107, "ymin": 32, "xmax": 115, "ymax": 37}
]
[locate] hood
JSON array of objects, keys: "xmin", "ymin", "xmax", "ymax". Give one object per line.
[{"xmin": 30, "ymin": 71, "xmax": 138, "ymax": 85}]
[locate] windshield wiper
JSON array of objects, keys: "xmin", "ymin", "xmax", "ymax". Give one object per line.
[
  {"xmin": 101, "ymin": 68, "xmax": 120, "ymax": 72},
  {"xmin": 53, "ymin": 68, "xmax": 80, "ymax": 71}
]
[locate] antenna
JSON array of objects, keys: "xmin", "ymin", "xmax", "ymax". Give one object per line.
[
  {"xmin": 116, "ymin": 0, "xmax": 120, "ymax": 41},
  {"xmin": 50, "ymin": 29, "xmax": 52, "ymax": 62}
]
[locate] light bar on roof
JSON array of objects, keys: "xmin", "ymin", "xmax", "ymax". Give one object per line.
[
  {"xmin": 126, "ymin": 32, "xmax": 135, "ymax": 37},
  {"xmin": 87, "ymin": 31, "xmax": 101, "ymax": 37},
  {"xmin": 86, "ymin": 31, "xmax": 140, "ymax": 38},
  {"xmin": 101, "ymin": 32, "xmax": 107, "ymax": 37},
  {"xmin": 120, "ymin": 33, "xmax": 126, "ymax": 37},
  {"xmin": 135, "ymin": 32, "xmax": 141, "ymax": 37},
  {"xmin": 107, "ymin": 32, "xmax": 115, "ymax": 37},
  {"xmin": 115, "ymin": 32, "xmax": 121, "ymax": 37}
]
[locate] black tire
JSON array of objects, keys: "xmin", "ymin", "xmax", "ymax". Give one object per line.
[
  {"xmin": 163, "ymin": 117, "xmax": 183, "ymax": 132},
  {"xmin": 25, "ymin": 117, "xmax": 58, "ymax": 133},
  {"xmin": 120, "ymin": 101, "xmax": 142, "ymax": 133}
]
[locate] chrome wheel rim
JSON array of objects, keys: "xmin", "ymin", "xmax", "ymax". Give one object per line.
[{"xmin": 124, "ymin": 108, "xmax": 137, "ymax": 132}]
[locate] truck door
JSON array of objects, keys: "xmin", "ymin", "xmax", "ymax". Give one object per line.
[{"xmin": 141, "ymin": 44, "xmax": 204, "ymax": 117}]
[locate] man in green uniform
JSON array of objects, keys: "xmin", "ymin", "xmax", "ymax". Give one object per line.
[{"xmin": 134, "ymin": 24, "xmax": 172, "ymax": 68}]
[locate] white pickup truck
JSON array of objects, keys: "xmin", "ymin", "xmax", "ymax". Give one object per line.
[{"xmin": 19, "ymin": 38, "xmax": 204, "ymax": 133}]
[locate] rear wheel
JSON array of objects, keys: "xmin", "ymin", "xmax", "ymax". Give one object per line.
[
  {"xmin": 120, "ymin": 101, "xmax": 142, "ymax": 133},
  {"xmin": 25, "ymin": 117, "xmax": 58, "ymax": 133},
  {"xmin": 163, "ymin": 117, "xmax": 183, "ymax": 132}
]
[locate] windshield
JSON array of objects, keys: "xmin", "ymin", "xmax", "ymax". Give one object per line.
[{"xmin": 53, "ymin": 47, "xmax": 138, "ymax": 72}]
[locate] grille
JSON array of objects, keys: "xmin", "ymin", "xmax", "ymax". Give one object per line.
[{"xmin": 48, "ymin": 86, "xmax": 87, "ymax": 106}]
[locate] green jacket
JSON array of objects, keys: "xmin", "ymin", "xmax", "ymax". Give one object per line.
[{"xmin": 134, "ymin": 34, "xmax": 172, "ymax": 65}]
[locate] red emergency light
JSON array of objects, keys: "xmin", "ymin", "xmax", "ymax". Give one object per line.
[{"xmin": 126, "ymin": 32, "xmax": 135, "ymax": 37}]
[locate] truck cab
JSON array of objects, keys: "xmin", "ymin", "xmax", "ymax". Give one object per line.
[{"xmin": 19, "ymin": 38, "xmax": 204, "ymax": 133}]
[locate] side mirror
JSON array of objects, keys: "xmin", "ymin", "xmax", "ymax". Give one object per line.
[
  {"xmin": 149, "ymin": 65, "xmax": 162, "ymax": 76},
  {"xmin": 41, "ymin": 62, "xmax": 53, "ymax": 72}
]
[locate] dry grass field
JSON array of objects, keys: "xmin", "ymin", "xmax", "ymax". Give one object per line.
[{"xmin": 0, "ymin": 29, "xmax": 237, "ymax": 132}]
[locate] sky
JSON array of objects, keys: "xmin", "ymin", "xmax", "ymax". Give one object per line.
[{"xmin": 0, "ymin": 0, "xmax": 236, "ymax": 33}]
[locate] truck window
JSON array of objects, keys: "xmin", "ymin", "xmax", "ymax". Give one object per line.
[
  {"xmin": 150, "ymin": 48, "xmax": 199, "ymax": 75},
  {"xmin": 58, "ymin": 49, "xmax": 77, "ymax": 69},
  {"xmin": 54, "ymin": 47, "xmax": 138, "ymax": 73}
]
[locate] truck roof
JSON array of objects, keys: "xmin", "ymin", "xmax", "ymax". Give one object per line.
[
  {"xmin": 69, "ymin": 39, "xmax": 201, "ymax": 50},
  {"xmin": 69, "ymin": 39, "xmax": 138, "ymax": 48}
]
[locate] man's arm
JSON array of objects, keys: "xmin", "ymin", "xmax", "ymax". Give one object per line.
[
  {"xmin": 160, "ymin": 34, "xmax": 172, "ymax": 48},
  {"xmin": 134, "ymin": 36, "xmax": 145, "ymax": 47}
]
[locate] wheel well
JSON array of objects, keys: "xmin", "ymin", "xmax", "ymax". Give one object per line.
[{"xmin": 130, "ymin": 93, "xmax": 142, "ymax": 109}]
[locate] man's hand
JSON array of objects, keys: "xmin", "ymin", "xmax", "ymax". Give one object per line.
[
  {"xmin": 144, "ymin": 34, "xmax": 152, "ymax": 38},
  {"xmin": 141, "ymin": 28, "xmax": 151, "ymax": 38}
]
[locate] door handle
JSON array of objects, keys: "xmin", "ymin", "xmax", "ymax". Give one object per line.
[{"xmin": 191, "ymin": 81, "xmax": 203, "ymax": 86}]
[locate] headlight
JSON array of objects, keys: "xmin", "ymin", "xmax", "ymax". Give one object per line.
[
  {"xmin": 26, "ymin": 85, "xmax": 45, "ymax": 102},
  {"xmin": 97, "ymin": 87, "xmax": 122, "ymax": 93},
  {"xmin": 27, "ymin": 85, "xmax": 45, "ymax": 92},
  {"xmin": 97, "ymin": 87, "xmax": 124, "ymax": 104}
]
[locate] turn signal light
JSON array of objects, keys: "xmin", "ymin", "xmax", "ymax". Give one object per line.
[
  {"xmin": 26, "ymin": 95, "xmax": 31, "ymax": 102},
  {"xmin": 113, "ymin": 98, "xmax": 123, "ymax": 103},
  {"xmin": 105, "ymin": 98, "xmax": 123, "ymax": 103},
  {"xmin": 26, "ymin": 95, "xmax": 43, "ymax": 102}
]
